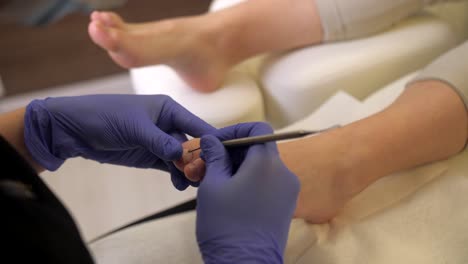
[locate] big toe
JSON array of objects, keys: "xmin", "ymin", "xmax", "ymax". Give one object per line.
[
  {"xmin": 89, "ymin": 21, "xmax": 122, "ymax": 52},
  {"xmin": 99, "ymin": 11, "xmax": 125, "ymax": 28}
]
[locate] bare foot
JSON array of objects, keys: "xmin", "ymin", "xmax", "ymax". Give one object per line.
[
  {"xmin": 88, "ymin": 11, "xmax": 233, "ymax": 92},
  {"xmin": 174, "ymin": 134, "xmax": 361, "ymax": 224}
]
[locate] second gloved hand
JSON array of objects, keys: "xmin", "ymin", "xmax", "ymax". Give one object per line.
[
  {"xmin": 24, "ymin": 94, "xmax": 216, "ymax": 189},
  {"xmin": 196, "ymin": 122, "xmax": 300, "ymax": 263}
]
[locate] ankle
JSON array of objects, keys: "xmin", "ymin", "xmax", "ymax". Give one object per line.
[
  {"xmin": 196, "ymin": 12, "xmax": 252, "ymax": 66},
  {"xmin": 310, "ymin": 127, "xmax": 374, "ymax": 201},
  {"xmin": 336, "ymin": 124, "xmax": 388, "ymax": 199}
]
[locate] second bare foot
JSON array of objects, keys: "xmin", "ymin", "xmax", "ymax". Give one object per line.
[{"xmin": 88, "ymin": 11, "xmax": 233, "ymax": 92}]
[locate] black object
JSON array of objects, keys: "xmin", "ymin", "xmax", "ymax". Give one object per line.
[
  {"xmin": 0, "ymin": 136, "xmax": 94, "ymax": 263},
  {"xmin": 89, "ymin": 199, "xmax": 197, "ymax": 243}
]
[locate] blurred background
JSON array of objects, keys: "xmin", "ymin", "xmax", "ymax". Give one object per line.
[{"xmin": 0, "ymin": 0, "xmax": 210, "ymax": 97}]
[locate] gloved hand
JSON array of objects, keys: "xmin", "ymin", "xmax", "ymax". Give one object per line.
[
  {"xmin": 196, "ymin": 122, "xmax": 300, "ymax": 263},
  {"xmin": 24, "ymin": 94, "xmax": 216, "ymax": 190}
]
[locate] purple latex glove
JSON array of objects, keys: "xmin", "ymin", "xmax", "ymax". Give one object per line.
[
  {"xmin": 196, "ymin": 122, "xmax": 300, "ymax": 263},
  {"xmin": 24, "ymin": 94, "xmax": 216, "ymax": 190}
]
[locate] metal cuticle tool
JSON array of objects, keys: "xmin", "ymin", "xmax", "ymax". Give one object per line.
[{"xmin": 187, "ymin": 125, "xmax": 340, "ymax": 153}]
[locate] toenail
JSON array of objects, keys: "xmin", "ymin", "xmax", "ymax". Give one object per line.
[{"xmin": 182, "ymin": 149, "xmax": 193, "ymax": 164}]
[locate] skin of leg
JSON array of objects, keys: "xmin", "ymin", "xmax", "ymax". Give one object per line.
[
  {"xmin": 175, "ymin": 80, "xmax": 468, "ymax": 223},
  {"xmin": 88, "ymin": 0, "xmax": 324, "ymax": 92}
]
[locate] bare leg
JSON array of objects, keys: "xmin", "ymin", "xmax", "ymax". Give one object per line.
[
  {"xmin": 88, "ymin": 0, "xmax": 323, "ymax": 92},
  {"xmin": 280, "ymin": 80, "xmax": 468, "ymax": 222}
]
